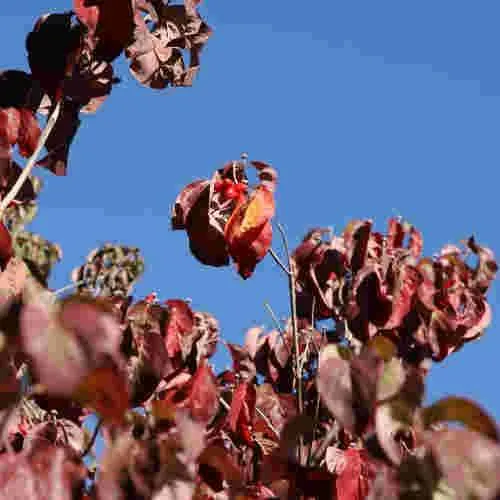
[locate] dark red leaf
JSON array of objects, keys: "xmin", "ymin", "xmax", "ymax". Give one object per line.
[
  {"xmin": 0, "ymin": 70, "xmax": 42, "ymax": 110},
  {"xmin": 171, "ymin": 180, "xmax": 209, "ymax": 230},
  {"xmin": 26, "ymin": 13, "xmax": 83, "ymax": 101},
  {"xmin": 74, "ymin": 0, "xmax": 134, "ymax": 62},
  {"xmin": 343, "ymin": 219, "xmax": 372, "ymax": 273}
]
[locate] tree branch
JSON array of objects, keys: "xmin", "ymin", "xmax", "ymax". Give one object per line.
[{"xmin": 0, "ymin": 100, "xmax": 62, "ymax": 216}]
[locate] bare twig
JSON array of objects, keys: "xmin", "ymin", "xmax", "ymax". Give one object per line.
[
  {"xmin": 0, "ymin": 100, "xmax": 62, "ymax": 216},
  {"xmin": 273, "ymin": 223, "xmax": 304, "ymax": 463},
  {"xmin": 81, "ymin": 418, "xmax": 102, "ymax": 459},
  {"xmin": 264, "ymin": 301, "xmax": 285, "ymax": 335},
  {"xmin": 268, "ymin": 248, "xmax": 290, "ymax": 275}
]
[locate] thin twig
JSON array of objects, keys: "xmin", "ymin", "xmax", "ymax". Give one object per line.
[
  {"xmin": 219, "ymin": 396, "xmax": 231, "ymax": 411},
  {"xmin": 81, "ymin": 418, "xmax": 102, "ymax": 459},
  {"xmin": 274, "ymin": 223, "xmax": 304, "ymax": 464},
  {"xmin": 0, "ymin": 100, "xmax": 62, "ymax": 216},
  {"xmin": 264, "ymin": 302, "xmax": 285, "ymax": 335},
  {"xmin": 268, "ymin": 248, "xmax": 290, "ymax": 275},
  {"xmin": 53, "ymin": 279, "xmax": 87, "ymax": 296}
]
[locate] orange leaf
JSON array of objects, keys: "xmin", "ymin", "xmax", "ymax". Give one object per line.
[
  {"xmin": 73, "ymin": 365, "xmax": 129, "ymax": 424},
  {"xmin": 224, "ymin": 188, "xmax": 275, "ymax": 279}
]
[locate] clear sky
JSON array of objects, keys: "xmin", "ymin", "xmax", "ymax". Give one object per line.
[{"xmin": 2, "ymin": 1, "xmax": 499, "ymax": 421}]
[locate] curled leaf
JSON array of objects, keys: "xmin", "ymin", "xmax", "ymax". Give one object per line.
[{"xmin": 422, "ymin": 396, "xmax": 499, "ymax": 442}]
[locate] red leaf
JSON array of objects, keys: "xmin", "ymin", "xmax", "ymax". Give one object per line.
[
  {"xmin": 17, "ymin": 109, "xmax": 41, "ymax": 158},
  {"xmin": 164, "ymin": 299, "xmax": 195, "ymax": 360},
  {"xmin": 343, "ymin": 219, "xmax": 372, "ymax": 273},
  {"xmin": 228, "ymin": 382, "xmax": 256, "ymax": 444},
  {"xmin": 0, "ymin": 108, "xmax": 20, "ymax": 146},
  {"xmin": 334, "ymin": 448, "xmax": 377, "ymax": 500},
  {"xmin": 409, "ymin": 226, "xmax": 423, "ymax": 258},
  {"xmin": 0, "ymin": 222, "xmax": 12, "ymax": 267},
  {"xmin": 383, "ymin": 264, "xmax": 421, "ymax": 330},
  {"xmin": 386, "ymin": 218, "xmax": 405, "ymax": 251}
]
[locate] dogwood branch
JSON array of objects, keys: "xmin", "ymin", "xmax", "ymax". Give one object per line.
[{"xmin": 0, "ymin": 100, "xmax": 62, "ymax": 216}]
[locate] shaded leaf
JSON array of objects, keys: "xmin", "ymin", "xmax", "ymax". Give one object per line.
[{"xmin": 430, "ymin": 428, "xmax": 500, "ymax": 500}]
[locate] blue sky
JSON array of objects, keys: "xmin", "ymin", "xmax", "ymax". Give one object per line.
[{"xmin": 2, "ymin": 1, "xmax": 500, "ymax": 421}]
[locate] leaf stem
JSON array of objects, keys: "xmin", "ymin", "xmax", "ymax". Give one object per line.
[{"xmin": 0, "ymin": 100, "xmax": 62, "ymax": 217}]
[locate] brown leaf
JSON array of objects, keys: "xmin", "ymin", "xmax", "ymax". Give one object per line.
[
  {"xmin": 125, "ymin": 4, "xmax": 212, "ymax": 89},
  {"xmin": 73, "ymin": 365, "xmax": 129, "ymax": 424},
  {"xmin": 422, "ymin": 396, "xmax": 499, "ymax": 442}
]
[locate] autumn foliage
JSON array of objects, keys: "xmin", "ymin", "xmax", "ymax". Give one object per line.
[{"xmin": 0, "ymin": 1, "xmax": 499, "ymax": 499}]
